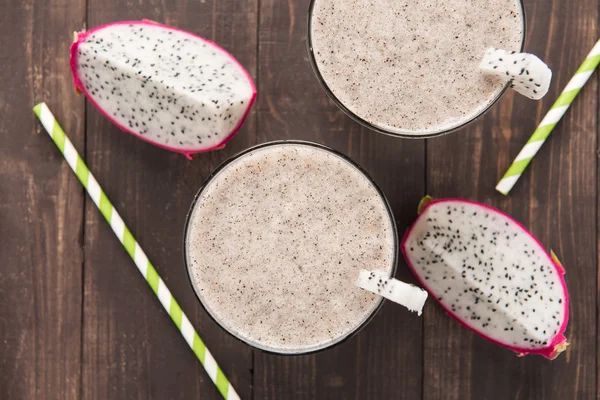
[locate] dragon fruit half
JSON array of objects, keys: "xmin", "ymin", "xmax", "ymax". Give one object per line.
[
  {"xmin": 401, "ymin": 197, "xmax": 569, "ymax": 359},
  {"xmin": 70, "ymin": 20, "xmax": 256, "ymax": 159}
]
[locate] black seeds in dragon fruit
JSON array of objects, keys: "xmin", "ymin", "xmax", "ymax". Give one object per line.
[
  {"xmin": 70, "ymin": 20, "xmax": 256, "ymax": 158},
  {"xmin": 401, "ymin": 198, "xmax": 569, "ymax": 359}
]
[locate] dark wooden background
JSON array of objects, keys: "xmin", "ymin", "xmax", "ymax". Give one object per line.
[{"xmin": 0, "ymin": 0, "xmax": 598, "ymax": 398}]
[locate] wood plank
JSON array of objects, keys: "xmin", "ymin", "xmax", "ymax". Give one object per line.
[
  {"xmin": 82, "ymin": 1, "xmax": 257, "ymax": 398},
  {"xmin": 254, "ymin": 1, "xmax": 425, "ymax": 399},
  {"xmin": 424, "ymin": 1, "xmax": 597, "ymax": 399},
  {"xmin": 0, "ymin": 0, "xmax": 86, "ymax": 399}
]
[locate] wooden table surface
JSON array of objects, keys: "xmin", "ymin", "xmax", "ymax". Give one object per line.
[{"xmin": 1, "ymin": 0, "xmax": 598, "ymax": 399}]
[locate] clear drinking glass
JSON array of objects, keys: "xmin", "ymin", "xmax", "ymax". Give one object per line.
[
  {"xmin": 183, "ymin": 140, "xmax": 398, "ymax": 355},
  {"xmin": 306, "ymin": 0, "xmax": 526, "ymax": 139}
]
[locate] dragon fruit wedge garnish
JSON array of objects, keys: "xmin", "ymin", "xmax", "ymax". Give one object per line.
[
  {"xmin": 356, "ymin": 270, "xmax": 428, "ymax": 315},
  {"xmin": 480, "ymin": 48, "xmax": 552, "ymax": 100}
]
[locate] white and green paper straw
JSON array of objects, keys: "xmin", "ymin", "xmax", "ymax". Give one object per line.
[
  {"xmin": 33, "ymin": 102, "xmax": 240, "ymax": 400},
  {"xmin": 496, "ymin": 39, "xmax": 600, "ymax": 195}
]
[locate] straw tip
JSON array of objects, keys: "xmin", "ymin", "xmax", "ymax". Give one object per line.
[
  {"xmin": 495, "ymin": 175, "xmax": 520, "ymax": 196},
  {"xmin": 32, "ymin": 103, "xmax": 45, "ymax": 116},
  {"xmin": 495, "ymin": 187, "xmax": 510, "ymax": 196}
]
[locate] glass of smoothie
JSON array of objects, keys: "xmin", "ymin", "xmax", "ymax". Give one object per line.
[
  {"xmin": 307, "ymin": 0, "xmax": 525, "ymax": 138},
  {"xmin": 183, "ymin": 141, "xmax": 398, "ymax": 354}
]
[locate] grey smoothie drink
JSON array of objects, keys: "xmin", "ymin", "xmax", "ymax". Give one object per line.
[
  {"xmin": 309, "ymin": 0, "xmax": 524, "ymax": 135},
  {"xmin": 185, "ymin": 142, "xmax": 396, "ymax": 354}
]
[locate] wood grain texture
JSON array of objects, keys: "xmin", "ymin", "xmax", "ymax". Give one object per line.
[
  {"xmin": 81, "ymin": 1, "xmax": 257, "ymax": 399},
  {"xmin": 0, "ymin": 0, "xmax": 85, "ymax": 399},
  {"xmin": 254, "ymin": 1, "xmax": 425, "ymax": 399},
  {"xmin": 424, "ymin": 1, "xmax": 598, "ymax": 399},
  {"xmin": 1, "ymin": 0, "xmax": 599, "ymax": 399}
]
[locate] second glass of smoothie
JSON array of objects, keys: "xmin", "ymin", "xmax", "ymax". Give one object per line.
[
  {"xmin": 307, "ymin": 0, "xmax": 525, "ymax": 137},
  {"xmin": 184, "ymin": 141, "xmax": 398, "ymax": 354}
]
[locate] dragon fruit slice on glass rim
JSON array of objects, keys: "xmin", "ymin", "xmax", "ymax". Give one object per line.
[
  {"xmin": 70, "ymin": 20, "xmax": 256, "ymax": 159},
  {"xmin": 401, "ymin": 197, "xmax": 569, "ymax": 359},
  {"xmin": 479, "ymin": 48, "xmax": 552, "ymax": 100},
  {"xmin": 356, "ymin": 269, "xmax": 428, "ymax": 316}
]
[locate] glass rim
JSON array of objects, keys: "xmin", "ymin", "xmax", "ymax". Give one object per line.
[
  {"xmin": 182, "ymin": 140, "xmax": 399, "ymax": 355},
  {"xmin": 306, "ymin": 0, "xmax": 527, "ymax": 139}
]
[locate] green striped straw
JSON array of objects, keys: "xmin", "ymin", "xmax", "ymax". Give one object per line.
[
  {"xmin": 33, "ymin": 102, "xmax": 240, "ymax": 400},
  {"xmin": 496, "ymin": 39, "xmax": 600, "ymax": 195}
]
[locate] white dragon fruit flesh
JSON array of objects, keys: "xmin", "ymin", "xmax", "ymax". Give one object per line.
[
  {"xmin": 356, "ymin": 270, "xmax": 428, "ymax": 315},
  {"xmin": 479, "ymin": 48, "xmax": 552, "ymax": 100},
  {"xmin": 402, "ymin": 197, "xmax": 569, "ymax": 359},
  {"xmin": 70, "ymin": 20, "xmax": 256, "ymax": 159}
]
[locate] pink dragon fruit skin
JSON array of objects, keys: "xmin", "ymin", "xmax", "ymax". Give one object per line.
[
  {"xmin": 402, "ymin": 198, "xmax": 569, "ymax": 359},
  {"xmin": 70, "ymin": 20, "xmax": 256, "ymax": 159}
]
